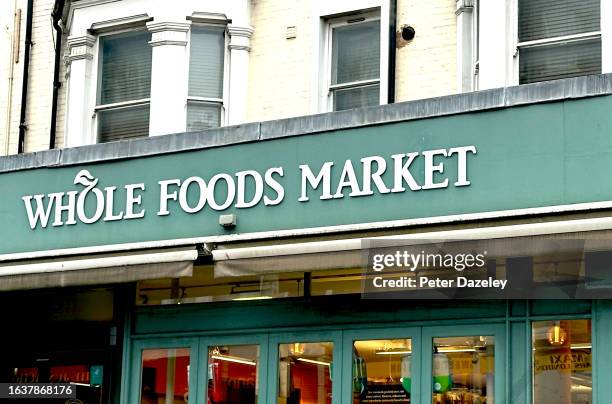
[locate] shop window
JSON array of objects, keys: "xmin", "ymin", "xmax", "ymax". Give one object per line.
[
  {"xmin": 278, "ymin": 342, "xmax": 333, "ymax": 404},
  {"xmin": 208, "ymin": 345, "xmax": 259, "ymax": 404},
  {"xmin": 136, "ymin": 268, "xmax": 304, "ymax": 305},
  {"xmin": 141, "ymin": 348, "xmax": 190, "ymax": 404},
  {"xmin": 353, "ymin": 339, "xmax": 413, "ymax": 403},
  {"xmin": 518, "ymin": 0, "xmax": 601, "ymax": 84},
  {"xmin": 431, "ymin": 336, "xmax": 495, "ymax": 404},
  {"xmin": 187, "ymin": 26, "xmax": 225, "ymax": 131},
  {"xmin": 532, "ymin": 319, "xmax": 592, "ymax": 404},
  {"xmin": 327, "ymin": 14, "xmax": 380, "ymax": 111},
  {"xmin": 96, "ymin": 31, "xmax": 152, "ymax": 142}
]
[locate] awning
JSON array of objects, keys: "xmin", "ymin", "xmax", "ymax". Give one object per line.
[
  {"xmin": 212, "ymin": 217, "xmax": 612, "ymax": 278},
  {"xmin": 0, "ymin": 247, "xmax": 198, "ymax": 291}
]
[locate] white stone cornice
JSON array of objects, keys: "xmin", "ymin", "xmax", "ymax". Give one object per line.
[
  {"xmin": 456, "ymin": 0, "xmax": 474, "ymax": 15},
  {"xmin": 189, "ymin": 12, "xmax": 229, "ymax": 25},
  {"xmin": 66, "ymin": 34, "xmax": 96, "ymax": 62},
  {"xmin": 90, "ymin": 13, "xmax": 151, "ymax": 33},
  {"xmin": 228, "ymin": 25, "xmax": 254, "ymax": 51},
  {"xmin": 147, "ymin": 22, "xmax": 191, "ymax": 47}
]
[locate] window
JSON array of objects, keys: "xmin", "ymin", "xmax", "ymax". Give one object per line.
[
  {"xmin": 187, "ymin": 26, "xmax": 225, "ymax": 131},
  {"xmin": 518, "ymin": 0, "xmax": 601, "ymax": 84},
  {"xmin": 96, "ymin": 31, "xmax": 152, "ymax": 143},
  {"xmin": 328, "ymin": 16, "xmax": 380, "ymax": 111},
  {"xmin": 140, "ymin": 348, "xmax": 190, "ymax": 404},
  {"xmin": 532, "ymin": 320, "xmax": 592, "ymax": 404}
]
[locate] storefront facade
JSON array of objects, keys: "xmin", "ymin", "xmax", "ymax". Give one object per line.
[{"xmin": 3, "ymin": 75, "xmax": 612, "ymax": 404}]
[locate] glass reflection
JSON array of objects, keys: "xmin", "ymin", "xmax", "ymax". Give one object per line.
[
  {"xmin": 533, "ymin": 319, "xmax": 591, "ymax": 404},
  {"xmin": 208, "ymin": 345, "xmax": 259, "ymax": 404},
  {"xmin": 432, "ymin": 336, "xmax": 494, "ymax": 404},
  {"xmin": 353, "ymin": 338, "xmax": 412, "ymax": 403},
  {"xmin": 141, "ymin": 348, "xmax": 190, "ymax": 404},
  {"xmin": 278, "ymin": 342, "xmax": 333, "ymax": 404}
]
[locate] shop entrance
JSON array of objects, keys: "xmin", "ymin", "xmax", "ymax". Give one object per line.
[{"xmin": 129, "ymin": 324, "xmax": 505, "ymax": 404}]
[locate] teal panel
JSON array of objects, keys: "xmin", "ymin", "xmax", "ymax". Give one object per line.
[
  {"xmin": 510, "ymin": 321, "xmax": 529, "ymax": 404},
  {"xmin": 530, "ymin": 299, "xmax": 592, "ymax": 316},
  {"xmin": 133, "ymin": 297, "xmax": 507, "ymax": 335},
  {"xmin": 3, "ymin": 96, "xmax": 612, "ymax": 255}
]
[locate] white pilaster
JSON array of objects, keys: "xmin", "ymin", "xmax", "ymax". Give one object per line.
[
  {"xmin": 227, "ymin": 25, "xmax": 253, "ymax": 125},
  {"xmin": 65, "ymin": 34, "xmax": 96, "ymax": 147},
  {"xmin": 456, "ymin": 0, "xmax": 474, "ymax": 92},
  {"xmin": 478, "ymin": 0, "xmax": 510, "ymax": 89},
  {"xmin": 147, "ymin": 21, "xmax": 190, "ymax": 136}
]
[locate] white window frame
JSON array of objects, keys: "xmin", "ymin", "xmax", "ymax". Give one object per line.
[
  {"xmin": 456, "ymin": 0, "xmax": 480, "ymax": 92},
  {"xmin": 323, "ymin": 10, "xmax": 382, "ymax": 112},
  {"xmin": 186, "ymin": 22, "xmax": 230, "ymax": 129},
  {"xmin": 472, "ymin": 0, "xmax": 480, "ymax": 89},
  {"xmin": 512, "ymin": 0, "xmax": 605, "ymax": 85},
  {"xmin": 93, "ymin": 26, "xmax": 152, "ymax": 142}
]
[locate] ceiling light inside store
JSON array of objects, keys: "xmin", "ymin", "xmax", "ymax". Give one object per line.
[
  {"xmin": 210, "ymin": 355, "xmax": 257, "ymax": 366},
  {"xmin": 297, "ymin": 358, "xmax": 331, "ymax": 367}
]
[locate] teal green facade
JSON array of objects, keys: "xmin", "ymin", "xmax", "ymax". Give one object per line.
[
  {"xmin": 124, "ymin": 297, "xmax": 608, "ymax": 404},
  {"xmin": 3, "ymin": 95, "xmax": 612, "ymax": 256}
]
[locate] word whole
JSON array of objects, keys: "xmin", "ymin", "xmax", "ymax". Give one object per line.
[{"xmin": 21, "ymin": 146, "xmax": 476, "ymax": 229}]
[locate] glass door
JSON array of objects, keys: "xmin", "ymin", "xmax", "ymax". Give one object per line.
[
  {"xmin": 200, "ymin": 334, "xmax": 269, "ymax": 404},
  {"xmin": 130, "ymin": 338, "xmax": 200, "ymax": 404},
  {"xmin": 342, "ymin": 327, "xmax": 421, "ymax": 404},
  {"xmin": 269, "ymin": 331, "xmax": 343, "ymax": 404},
  {"xmin": 421, "ymin": 325, "xmax": 506, "ymax": 404}
]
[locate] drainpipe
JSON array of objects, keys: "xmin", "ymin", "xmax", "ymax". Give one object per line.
[
  {"xmin": 49, "ymin": 0, "xmax": 65, "ymax": 150},
  {"xmin": 4, "ymin": 1, "xmax": 19, "ymax": 156},
  {"xmin": 387, "ymin": 0, "xmax": 397, "ymax": 104},
  {"xmin": 17, "ymin": 0, "xmax": 33, "ymax": 154}
]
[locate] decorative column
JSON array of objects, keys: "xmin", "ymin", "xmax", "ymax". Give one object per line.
[
  {"xmin": 227, "ymin": 25, "xmax": 253, "ymax": 125},
  {"xmin": 65, "ymin": 34, "xmax": 96, "ymax": 147},
  {"xmin": 147, "ymin": 22, "xmax": 190, "ymax": 136}
]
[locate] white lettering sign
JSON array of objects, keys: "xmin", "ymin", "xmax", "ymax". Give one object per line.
[{"xmin": 21, "ymin": 146, "xmax": 476, "ymax": 229}]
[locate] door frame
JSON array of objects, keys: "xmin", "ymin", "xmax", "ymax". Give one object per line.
[{"xmin": 127, "ymin": 323, "xmax": 507, "ymax": 404}]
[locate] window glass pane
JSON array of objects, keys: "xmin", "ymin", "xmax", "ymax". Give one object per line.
[
  {"xmin": 353, "ymin": 339, "xmax": 412, "ymax": 404},
  {"xmin": 518, "ymin": 0, "xmax": 600, "ymax": 42},
  {"xmin": 331, "ymin": 21, "xmax": 380, "ymax": 85},
  {"xmin": 333, "ymin": 84, "xmax": 379, "ymax": 111},
  {"xmin": 519, "ymin": 39, "xmax": 601, "ymax": 84},
  {"xmin": 141, "ymin": 348, "xmax": 190, "ymax": 404},
  {"xmin": 186, "ymin": 102, "xmax": 221, "ymax": 132},
  {"xmin": 532, "ymin": 320, "xmax": 592, "ymax": 404},
  {"xmin": 100, "ymin": 32, "xmax": 152, "ymax": 105},
  {"xmin": 278, "ymin": 342, "xmax": 333, "ymax": 404},
  {"xmin": 189, "ymin": 26, "xmax": 225, "ymax": 98},
  {"xmin": 98, "ymin": 104, "xmax": 150, "ymax": 143},
  {"xmin": 208, "ymin": 345, "xmax": 259, "ymax": 404},
  {"xmin": 432, "ymin": 336, "xmax": 494, "ymax": 404}
]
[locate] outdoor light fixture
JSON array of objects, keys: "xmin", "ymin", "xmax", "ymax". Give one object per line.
[
  {"xmin": 219, "ymin": 214, "xmax": 237, "ymax": 228},
  {"xmin": 547, "ymin": 322, "xmax": 567, "ymax": 346},
  {"xmin": 401, "ymin": 25, "xmax": 415, "ymax": 41}
]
